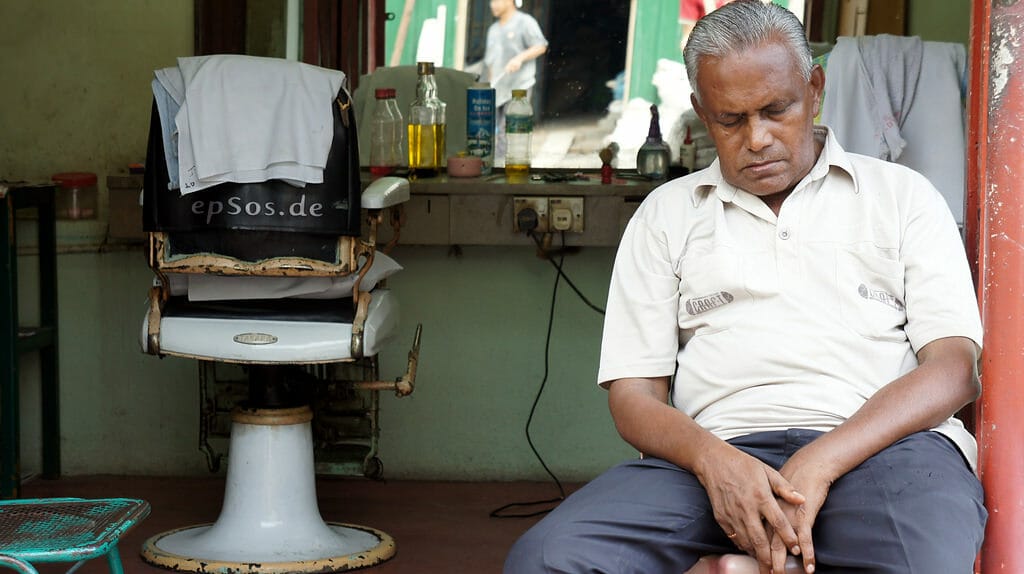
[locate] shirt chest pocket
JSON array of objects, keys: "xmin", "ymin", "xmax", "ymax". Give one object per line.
[
  {"xmin": 678, "ymin": 253, "xmax": 750, "ymax": 336},
  {"xmin": 836, "ymin": 250, "xmax": 908, "ymax": 341}
]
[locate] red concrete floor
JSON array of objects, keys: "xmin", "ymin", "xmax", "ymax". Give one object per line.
[{"xmin": 19, "ymin": 475, "xmax": 578, "ymax": 574}]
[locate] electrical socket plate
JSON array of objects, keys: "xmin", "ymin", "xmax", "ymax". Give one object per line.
[
  {"xmin": 513, "ymin": 197, "xmax": 548, "ymax": 233},
  {"xmin": 548, "ymin": 196, "xmax": 584, "ymax": 232}
]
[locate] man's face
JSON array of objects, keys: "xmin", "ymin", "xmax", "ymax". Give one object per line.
[
  {"xmin": 490, "ymin": 0, "xmax": 513, "ymax": 18},
  {"xmin": 691, "ymin": 41, "xmax": 824, "ymax": 198}
]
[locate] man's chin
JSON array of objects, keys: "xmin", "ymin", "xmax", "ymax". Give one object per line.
[{"xmin": 733, "ymin": 177, "xmax": 792, "ymax": 198}]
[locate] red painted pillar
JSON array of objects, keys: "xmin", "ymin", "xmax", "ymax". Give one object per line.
[
  {"xmin": 974, "ymin": 1, "xmax": 1024, "ymax": 571},
  {"xmin": 965, "ymin": 0, "xmax": 988, "ymax": 288}
]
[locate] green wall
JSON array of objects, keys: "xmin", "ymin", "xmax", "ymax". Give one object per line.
[
  {"xmin": 908, "ymin": 0, "xmax": 971, "ymax": 45},
  {"xmin": 0, "ymin": 0, "xmax": 974, "ymax": 482}
]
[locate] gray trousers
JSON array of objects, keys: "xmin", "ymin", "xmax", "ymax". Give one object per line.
[{"xmin": 504, "ymin": 429, "xmax": 986, "ymax": 574}]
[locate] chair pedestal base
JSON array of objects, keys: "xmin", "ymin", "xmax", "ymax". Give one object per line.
[{"xmin": 141, "ymin": 406, "xmax": 395, "ymax": 573}]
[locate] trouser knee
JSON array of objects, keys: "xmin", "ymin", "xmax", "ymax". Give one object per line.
[{"xmin": 504, "ymin": 527, "xmax": 549, "ymax": 574}]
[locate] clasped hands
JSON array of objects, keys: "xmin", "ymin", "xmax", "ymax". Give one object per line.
[{"xmin": 696, "ymin": 442, "xmax": 832, "ymax": 574}]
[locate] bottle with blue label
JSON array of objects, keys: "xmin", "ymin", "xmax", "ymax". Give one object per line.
[{"xmin": 467, "ymin": 83, "xmax": 495, "ymax": 175}]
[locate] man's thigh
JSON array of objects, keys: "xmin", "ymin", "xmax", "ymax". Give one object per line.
[
  {"xmin": 504, "ymin": 456, "xmax": 734, "ymax": 573},
  {"xmin": 813, "ymin": 431, "xmax": 987, "ymax": 573}
]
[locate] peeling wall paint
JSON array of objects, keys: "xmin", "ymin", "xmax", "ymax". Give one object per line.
[{"xmin": 990, "ymin": 19, "xmax": 1021, "ymax": 102}]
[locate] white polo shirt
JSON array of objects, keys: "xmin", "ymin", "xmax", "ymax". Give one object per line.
[{"xmin": 598, "ymin": 127, "xmax": 982, "ymax": 469}]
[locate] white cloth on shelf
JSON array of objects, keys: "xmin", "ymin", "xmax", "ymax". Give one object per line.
[
  {"xmin": 821, "ymin": 36, "xmax": 967, "ymax": 225},
  {"xmin": 172, "ymin": 55, "xmax": 346, "ymax": 195}
]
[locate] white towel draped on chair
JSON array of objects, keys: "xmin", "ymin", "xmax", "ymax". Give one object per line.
[{"xmin": 152, "ymin": 55, "xmax": 346, "ymax": 195}]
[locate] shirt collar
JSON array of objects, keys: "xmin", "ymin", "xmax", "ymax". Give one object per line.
[{"xmin": 689, "ymin": 126, "xmax": 858, "ymax": 208}]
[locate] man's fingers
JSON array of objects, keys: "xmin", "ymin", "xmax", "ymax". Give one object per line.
[
  {"xmin": 768, "ymin": 468, "xmax": 806, "ymax": 506},
  {"xmin": 762, "ymin": 502, "xmax": 799, "ymax": 552},
  {"xmin": 796, "ymin": 507, "xmax": 817, "ymax": 573},
  {"xmin": 770, "ymin": 532, "xmax": 791, "ymax": 574},
  {"xmin": 739, "ymin": 517, "xmax": 774, "ymax": 572}
]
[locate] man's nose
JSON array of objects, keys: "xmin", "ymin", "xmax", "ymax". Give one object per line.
[{"xmin": 745, "ymin": 117, "xmax": 773, "ymax": 152}]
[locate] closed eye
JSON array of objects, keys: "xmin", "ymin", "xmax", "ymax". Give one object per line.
[
  {"xmin": 717, "ymin": 114, "xmax": 744, "ymax": 128},
  {"xmin": 764, "ymin": 102, "xmax": 793, "ymax": 117}
]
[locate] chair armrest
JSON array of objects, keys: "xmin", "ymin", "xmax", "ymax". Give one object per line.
[{"xmin": 362, "ymin": 177, "xmax": 410, "ymax": 209}]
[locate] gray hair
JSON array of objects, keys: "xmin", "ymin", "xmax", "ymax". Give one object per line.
[{"xmin": 683, "ymin": 0, "xmax": 812, "ymax": 102}]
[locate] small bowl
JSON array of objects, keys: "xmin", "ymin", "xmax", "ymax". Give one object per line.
[{"xmin": 448, "ymin": 155, "xmax": 483, "ymax": 178}]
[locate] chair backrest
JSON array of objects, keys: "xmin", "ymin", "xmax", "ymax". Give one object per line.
[{"xmin": 143, "ymin": 87, "xmax": 363, "ymax": 269}]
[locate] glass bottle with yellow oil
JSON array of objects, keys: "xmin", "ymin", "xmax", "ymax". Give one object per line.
[{"xmin": 407, "ymin": 61, "xmax": 447, "ymax": 178}]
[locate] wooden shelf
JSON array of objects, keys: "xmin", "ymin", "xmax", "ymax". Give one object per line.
[{"xmin": 1, "ymin": 182, "xmax": 60, "ymax": 498}]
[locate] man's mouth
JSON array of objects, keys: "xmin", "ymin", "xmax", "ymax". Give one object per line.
[{"xmin": 744, "ymin": 159, "xmax": 783, "ymax": 175}]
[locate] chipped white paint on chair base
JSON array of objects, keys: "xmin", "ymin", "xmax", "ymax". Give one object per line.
[{"xmin": 140, "ymin": 406, "xmax": 394, "ymax": 573}]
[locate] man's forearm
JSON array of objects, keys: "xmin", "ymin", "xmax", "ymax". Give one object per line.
[
  {"xmin": 608, "ymin": 377, "xmax": 728, "ymax": 475},
  {"xmin": 516, "ymin": 44, "xmax": 547, "ymax": 64},
  {"xmin": 784, "ymin": 336, "xmax": 980, "ymax": 481}
]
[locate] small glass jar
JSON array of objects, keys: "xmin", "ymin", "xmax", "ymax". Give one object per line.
[{"xmin": 52, "ymin": 171, "xmax": 98, "ymax": 219}]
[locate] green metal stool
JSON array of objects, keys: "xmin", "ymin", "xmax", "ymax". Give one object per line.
[{"xmin": 0, "ymin": 497, "xmax": 150, "ymax": 573}]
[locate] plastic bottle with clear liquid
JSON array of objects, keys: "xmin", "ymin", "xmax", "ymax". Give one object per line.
[
  {"xmin": 504, "ymin": 89, "xmax": 533, "ymax": 181},
  {"xmin": 407, "ymin": 61, "xmax": 447, "ymax": 178},
  {"xmin": 369, "ymin": 88, "xmax": 404, "ymax": 176}
]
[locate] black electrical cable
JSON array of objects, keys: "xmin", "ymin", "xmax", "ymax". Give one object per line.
[
  {"xmin": 490, "ymin": 250, "xmax": 567, "ymax": 518},
  {"xmin": 490, "ymin": 231, "xmax": 607, "ymax": 519},
  {"xmin": 528, "ymin": 231, "xmax": 605, "ymax": 316}
]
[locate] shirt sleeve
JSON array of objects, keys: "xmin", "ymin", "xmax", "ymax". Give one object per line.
[
  {"xmin": 520, "ymin": 15, "xmax": 548, "ymax": 49},
  {"xmin": 900, "ymin": 171, "xmax": 983, "ymax": 353},
  {"xmin": 597, "ymin": 212, "xmax": 683, "ymax": 386}
]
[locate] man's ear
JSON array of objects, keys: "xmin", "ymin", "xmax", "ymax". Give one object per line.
[{"xmin": 809, "ymin": 64, "xmax": 825, "ymax": 117}]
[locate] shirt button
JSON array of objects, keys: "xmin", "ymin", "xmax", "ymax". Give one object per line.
[{"xmin": 779, "ymin": 229, "xmax": 790, "ymax": 240}]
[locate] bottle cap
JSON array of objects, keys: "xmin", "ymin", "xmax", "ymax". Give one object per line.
[
  {"xmin": 52, "ymin": 172, "xmax": 98, "ymax": 188},
  {"xmin": 374, "ymin": 88, "xmax": 396, "ymax": 99},
  {"xmin": 417, "ymin": 61, "xmax": 435, "ymax": 75},
  {"xmin": 646, "ymin": 104, "xmax": 663, "ymax": 142},
  {"xmin": 511, "ymin": 89, "xmax": 527, "ymax": 98}
]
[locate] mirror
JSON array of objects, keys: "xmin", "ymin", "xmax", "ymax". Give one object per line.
[{"xmin": 238, "ymin": 0, "xmax": 837, "ymax": 173}]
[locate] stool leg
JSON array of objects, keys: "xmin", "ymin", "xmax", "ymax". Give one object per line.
[
  {"xmin": 0, "ymin": 555, "xmax": 39, "ymax": 574},
  {"xmin": 104, "ymin": 546, "xmax": 124, "ymax": 574}
]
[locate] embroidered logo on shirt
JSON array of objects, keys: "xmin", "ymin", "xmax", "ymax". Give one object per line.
[
  {"xmin": 685, "ymin": 291, "xmax": 735, "ymax": 315},
  {"xmin": 858, "ymin": 284, "xmax": 904, "ymax": 311}
]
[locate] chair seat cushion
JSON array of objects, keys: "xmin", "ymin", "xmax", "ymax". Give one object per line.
[{"xmin": 143, "ymin": 289, "xmax": 399, "ymax": 363}]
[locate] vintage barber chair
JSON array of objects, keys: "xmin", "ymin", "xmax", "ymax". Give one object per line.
[{"xmin": 137, "ymin": 83, "xmax": 420, "ymax": 573}]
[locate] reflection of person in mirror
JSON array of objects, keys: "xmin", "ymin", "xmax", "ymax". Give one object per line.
[{"xmin": 484, "ymin": 0, "xmax": 547, "ymax": 157}]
